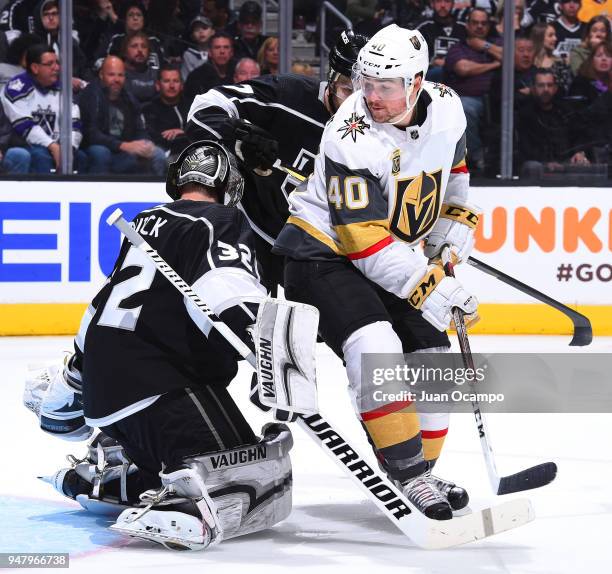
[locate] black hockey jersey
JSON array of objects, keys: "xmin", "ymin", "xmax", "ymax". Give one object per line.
[
  {"xmin": 186, "ymin": 74, "xmax": 331, "ymax": 242},
  {"xmin": 78, "ymin": 200, "xmax": 265, "ymax": 427},
  {"xmin": 417, "ymin": 19, "xmax": 467, "ymax": 61}
]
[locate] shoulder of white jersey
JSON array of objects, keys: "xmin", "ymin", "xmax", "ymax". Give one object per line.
[
  {"xmin": 322, "ymin": 91, "xmax": 380, "ymax": 169},
  {"xmin": 422, "ymin": 81, "xmax": 466, "ymax": 135},
  {"xmin": 3, "ymin": 72, "xmax": 35, "ymax": 102}
]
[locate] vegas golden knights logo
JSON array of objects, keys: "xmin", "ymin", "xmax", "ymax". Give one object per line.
[
  {"xmin": 390, "ymin": 169, "xmax": 442, "ymax": 243},
  {"xmin": 391, "ymin": 149, "xmax": 401, "ymax": 175}
]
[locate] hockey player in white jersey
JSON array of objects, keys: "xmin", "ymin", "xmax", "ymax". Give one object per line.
[{"xmin": 274, "ymin": 24, "xmax": 480, "ymax": 520}]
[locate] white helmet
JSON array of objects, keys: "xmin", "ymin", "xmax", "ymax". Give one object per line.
[{"xmin": 353, "ymin": 24, "xmax": 429, "ymax": 124}]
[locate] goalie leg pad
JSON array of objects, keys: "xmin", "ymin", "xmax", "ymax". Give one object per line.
[{"xmin": 111, "ymin": 424, "xmax": 294, "ymax": 550}]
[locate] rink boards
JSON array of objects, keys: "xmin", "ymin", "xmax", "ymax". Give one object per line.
[{"xmin": 0, "ymin": 181, "xmax": 610, "ymax": 336}]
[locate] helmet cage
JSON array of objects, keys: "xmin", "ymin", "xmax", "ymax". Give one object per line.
[{"xmin": 166, "ymin": 140, "xmax": 244, "ymax": 206}]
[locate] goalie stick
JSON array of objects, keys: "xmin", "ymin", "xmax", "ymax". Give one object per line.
[
  {"xmin": 107, "ymin": 208, "xmax": 535, "ymax": 549},
  {"xmin": 442, "ymin": 247, "xmax": 558, "ymax": 496},
  {"xmin": 272, "ymin": 162, "xmax": 592, "ymax": 347}
]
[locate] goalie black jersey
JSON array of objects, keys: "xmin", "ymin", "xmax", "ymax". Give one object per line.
[
  {"xmin": 186, "ymin": 74, "xmax": 331, "ymax": 242},
  {"xmin": 76, "ymin": 200, "xmax": 265, "ymax": 427}
]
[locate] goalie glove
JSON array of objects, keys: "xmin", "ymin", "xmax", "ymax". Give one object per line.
[
  {"xmin": 229, "ymin": 118, "xmax": 279, "ymax": 174},
  {"xmin": 23, "ymin": 354, "xmax": 93, "ymax": 441},
  {"xmin": 249, "ymin": 373, "xmax": 299, "ymax": 423},
  {"xmin": 423, "ymin": 197, "xmax": 480, "ymax": 264},
  {"xmin": 407, "ymin": 265, "xmax": 478, "ymax": 332}
]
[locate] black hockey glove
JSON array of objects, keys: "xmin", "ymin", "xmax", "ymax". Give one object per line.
[
  {"xmin": 229, "ymin": 118, "xmax": 279, "ymax": 174},
  {"xmin": 249, "ymin": 373, "xmax": 299, "ymax": 423}
]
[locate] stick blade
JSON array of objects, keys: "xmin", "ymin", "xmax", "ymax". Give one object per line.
[
  {"xmin": 497, "ymin": 462, "xmax": 557, "ymax": 495},
  {"xmin": 569, "ymin": 324, "xmax": 593, "ymax": 347},
  {"xmin": 414, "ymin": 498, "xmax": 535, "ymax": 549}
]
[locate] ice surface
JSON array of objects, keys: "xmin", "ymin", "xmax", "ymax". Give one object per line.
[{"xmin": 2, "ymin": 335, "xmax": 611, "ymax": 573}]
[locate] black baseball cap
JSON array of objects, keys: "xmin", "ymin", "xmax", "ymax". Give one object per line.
[{"xmin": 239, "ymin": 1, "xmax": 262, "ymax": 23}]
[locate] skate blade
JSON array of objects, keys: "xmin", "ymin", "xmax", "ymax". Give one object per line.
[
  {"xmin": 408, "ymin": 498, "xmax": 535, "ymax": 549},
  {"xmin": 109, "ymin": 523, "xmax": 207, "ymax": 551}
]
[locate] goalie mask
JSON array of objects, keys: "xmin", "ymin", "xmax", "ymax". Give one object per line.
[
  {"xmin": 166, "ymin": 140, "xmax": 244, "ymax": 206},
  {"xmin": 352, "ymin": 24, "xmax": 429, "ymax": 125}
]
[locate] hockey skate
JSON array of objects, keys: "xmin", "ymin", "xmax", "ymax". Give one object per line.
[
  {"xmin": 401, "ymin": 470, "xmax": 453, "ymax": 520},
  {"xmin": 430, "ymin": 474, "xmax": 469, "ymax": 511},
  {"xmin": 112, "ymin": 484, "xmax": 214, "ymax": 551},
  {"xmin": 39, "ymin": 432, "xmax": 137, "ymax": 516}
]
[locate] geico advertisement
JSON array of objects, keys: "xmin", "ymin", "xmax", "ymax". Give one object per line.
[
  {"xmin": 0, "ymin": 183, "xmax": 609, "ymax": 305},
  {"xmin": 0, "ymin": 181, "xmax": 166, "ymax": 302},
  {"xmin": 464, "ymin": 187, "xmax": 611, "ymax": 305}
]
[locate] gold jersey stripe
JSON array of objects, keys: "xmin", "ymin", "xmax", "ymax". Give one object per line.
[
  {"xmin": 334, "ymin": 219, "xmax": 390, "ymax": 255},
  {"xmin": 286, "ymin": 216, "xmax": 345, "ymax": 255}
]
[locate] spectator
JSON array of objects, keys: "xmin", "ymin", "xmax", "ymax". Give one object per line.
[
  {"xmin": 517, "ymin": 69, "xmax": 588, "ymax": 177},
  {"xmin": 257, "ymin": 36, "xmax": 279, "ymax": 75},
  {"xmin": 0, "ymin": 91, "xmax": 30, "ymax": 173},
  {"xmin": 142, "ymin": 63, "xmax": 188, "ymax": 158},
  {"xmin": 291, "ymin": 61, "xmax": 315, "ymax": 76},
  {"xmin": 417, "ymin": 0, "xmax": 467, "ymax": 82},
  {"xmin": 445, "ymin": 7, "xmax": 503, "ymax": 169},
  {"xmin": 0, "ymin": 0, "xmax": 41, "ymax": 35},
  {"xmin": 514, "ymin": 35, "xmax": 538, "ymax": 98},
  {"xmin": 122, "ymin": 31, "xmax": 158, "ymax": 105},
  {"xmin": 79, "ymin": 55, "xmax": 165, "ymax": 175},
  {"xmin": 183, "ymin": 31, "xmax": 236, "ymax": 105},
  {"xmin": 553, "ymin": 0, "xmax": 586, "ymax": 61},
  {"xmin": 569, "ymin": 14, "xmax": 610, "ymax": 74},
  {"xmin": 569, "ymin": 41, "xmax": 612, "ymax": 104},
  {"xmin": 493, "ymin": 0, "xmax": 524, "ymax": 37},
  {"xmin": 97, "ymin": 2, "xmax": 164, "ymax": 70},
  {"xmin": 233, "ymin": 0, "xmax": 268, "ymax": 61},
  {"xmin": 233, "ymin": 57, "xmax": 260, "ymax": 82},
  {"xmin": 0, "ymin": 44, "xmax": 85, "ymax": 173},
  {"xmin": 522, "ymin": 0, "xmax": 560, "ymax": 28},
  {"xmin": 576, "ymin": 87, "xmax": 612, "ymax": 168},
  {"xmin": 202, "ymin": 0, "xmax": 237, "ymax": 33},
  {"xmin": 181, "ymin": 15, "xmax": 215, "ymax": 81},
  {"xmin": 532, "ymin": 22, "xmax": 573, "ymax": 95},
  {"xmin": 32, "ymin": 0, "xmax": 92, "ymax": 91},
  {"xmin": 0, "ymin": 33, "xmax": 40, "ymax": 88},
  {"xmin": 453, "ymin": 0, "xmax": 498, "ymax": 23},
  {"xmin": 146, "ymin": 0, "xmax": 185, "ymax": 60},
  {"xmin": 396, "ymin": 0, "xmax": 431, "ymax": 29},
  {"xmin": 75, "ymin": 0, "xmax": 119, "ymax": 66}
]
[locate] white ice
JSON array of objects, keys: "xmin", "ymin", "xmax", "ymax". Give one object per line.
[{"xmin": 1, "ymin": 335, "xmax": 611, "ymax": 574}]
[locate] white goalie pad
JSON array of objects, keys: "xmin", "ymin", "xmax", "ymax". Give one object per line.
[{"xmin": 253, "ymin": 299, "xmax": 319, "ymax": 415}]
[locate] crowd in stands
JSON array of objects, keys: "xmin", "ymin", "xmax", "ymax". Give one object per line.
[{"xmin": 0, "ymin": 0, "xmax": 610, "ymax": 179}]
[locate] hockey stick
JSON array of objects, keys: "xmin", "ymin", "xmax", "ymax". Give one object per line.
[
  {"xmin": 466, "ymin": 256, "xmax": 592, "ymax": 346},
  {"xmin": 442, "ymin": 247, "xmax": 558, "ymax": 495},
  {"xmin": 267, "ymin": 162, "xmax": 593, "ymax": 347},
  {"xmin": 106, "ymin": 208, "xmax": 534, "ymax": 549}
]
